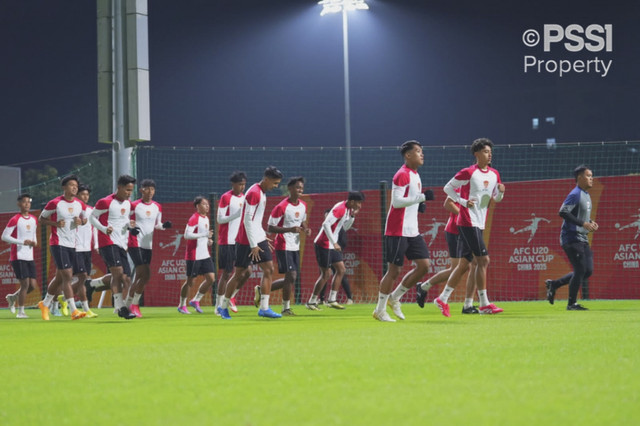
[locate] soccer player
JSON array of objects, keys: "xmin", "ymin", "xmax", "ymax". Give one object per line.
[
  {"xmin": 89, "ymin": 174, "xmax": 137, "ymax": 320},
  {"xmin": 545, "ymin": 165, "xmax": 598, "ymax": 311},
  {"xmin": 217, "ymin": 166, "xmax": 284, "ymax": 319},
  {"xmin": 214, "ymin": 171, "xmax": 249, "ymax": 315},
  {"xmin": 318, "ymin": 211, "xmax": 354, "ymax": 305},
  {"xmin": 438, "ymin": 137, "xmax": 505, "ymax": 316},
  {"xmin": 2, "ymin": 193, "xmax": 38, "ymax": 318},
  {"xmin": 178, "ymin": 196, "xmax": 215, "ymax": 314},
  {"xmin": 72, "ymin": 183, "xmax": 99, "ymax": 318},
  {"xmin": 416, "ymin": 196, "xmax": 479, "ymax": 314},
  {"xmin": 126, "ymin": 179, "xmax": 171, "ymax": 317},
  {"xmin": 37, "ymin": 175, "xmax": 87, "ymax": 321},
  {"xmin": 266, "ymin": 176, "xmax": 311, "ymax": 316},
  {"xmin": 307, "ymin": 191, "xmax": 364, "ymax": 311},
  {"xmin": 373, "ymin": 140, "xmax": 433, "ymax": 322}
]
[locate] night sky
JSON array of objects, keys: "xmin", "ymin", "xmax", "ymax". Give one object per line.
[{"xmin": 2, "ymin": 0, "xmax": 639, "ymax": 166}]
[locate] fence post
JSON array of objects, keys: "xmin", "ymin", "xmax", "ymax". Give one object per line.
[
  {"xmin": 209, "ymin": 192, "xmax": 219, "ymax": 304},
  {"xmin": 379, "ymin": 181, "xmax": 388, "ymax": 276}
]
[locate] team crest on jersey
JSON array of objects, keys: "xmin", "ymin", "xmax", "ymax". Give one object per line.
[
  {"xmin": 146, "ymin": 210, "xmax": 151, "ymax": 217},
  {"xmin": 120, "ymin": 208, "xmax": 126, "ymax": 215},
  {"xmin": 483, "ymin": 180, "xmax": 489, "ymax": 188},
  {"xmin": 295, "ymin": 212, "xmax": 300, "ymax": 218},
  {"xmin": 68, "ymin": 207, "xmax": 74, "ymax": 214},
  {"xmin": 26, "ymin": 225, "xmax": 31, "ymax": 230}
]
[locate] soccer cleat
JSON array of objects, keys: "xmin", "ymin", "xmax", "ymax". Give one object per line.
[
  {"xmin": 346, "ymin": 298, "xmax": 354, "ymax": 305},
  {"xmin": 461, "ymin": 306, "xmax": 480, "ymax": 314},
  {"xmin": 71, "ymin": 309, "xmax": 87, "ymax": 320},
  {"xmin": 37, "ymin": 300, "xmax": 50, "ymax": 321},
  {"xmin": 281, "ymin": 308, "xmax": 296, "ymax": 316},
  {"xmin": 16, "ymin": 312, "xmax": 29, "ymax": 319},
  {"xmin": 387, "ymin": 298, "xmax": 405, "ymax": 320},
  {"xmin": 217, "ymin": 307, "xmax": 232, "ymax": 319},
  {"xmin": 189, "ymin": 300, "xmax": 203, "ymax": 314},
  {"xmin": 433, "ymin": 297, "xmax": 451, "ymax": 317},
  {"xmin": 545, "ymin": 279, "xmax": 556, "ymax": 305},
  {"xmin": 479, "ymin": 303, "xmax": 504, "ymax": 314},
  {"xmin": 305, "ymin": 302, "xmax": 322, "ymax": 311},
  {"xmin": 327, "ymin": 300, "xmax": 345, "ymax": 310},
  {"xmin": 416, "ymin": 283, "xmax": 428, "ymax": 308},
  {"xmin": 57, "ymin": 295, "xmax": 69, "ymax": 316},
  {"xmin": 253, "ymin": 285, "xmax": 261, "ymax": 308},
  {"xmin": 129, "ymin": 304, "xmax": 142, "ymax": 318},
  {"xmin": 84, "ymin": 309, "xmax": 99, "ymax": 318},
  {"xmin": 372, "ymin": 310, "xmax": 396, "ymax": 322},
  {"xmin": 229, "ymin": 297, "xmax": 238, "ymax": 313},
  {"xmin": 6, "ymin": 293, "xmax": 17, "ymax": 314},
  {"xmin": 52, "ymin": 304, "xmax": 63, "ymax": 316},
  {"xmin": 118, "ymin": 306, "xmax": 137, "ymax": 319},
  {"xmin": 258, "ymin": 308, "xmax": 282, "ymax": 318},
  {"xmin": 177, "ymin": 306, "xmax": 191, "ymax": 315},
  {"xmin": 84, "ymin": 279, "xmax": 95, "ymax": 302},
  {"xmin": 567, "ymin": 303, "xmax": 588, "ymax": 311}
]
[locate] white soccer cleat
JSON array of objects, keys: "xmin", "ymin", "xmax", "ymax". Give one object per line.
[
  {"xmin": 16, "ymin": 312, "xmax": 29, "ymax": 319},
  {"xmin": 387, "ymin": 298, "xmax": 405, "ymax": 320},
  {"xmin": 6, "ymin": 294, "xmax": 17, "ymax": 314},
  {"xmin": 372, "ymin": 310, "xmax": 396, "ymax": 322}
]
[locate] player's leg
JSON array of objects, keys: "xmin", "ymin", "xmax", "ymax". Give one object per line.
[
  {"xmin": 462, "ymin": 261, "xmax": 479, "ymax": 314},
  {"xmin": 565, "ymin": 243, "xmax": 590, "ymax": 310},
  {"xmin": 326, "ymin": 260, "xmax": 346, "ymax": 309},
  {"xmin": 341, "ymin": 274, "xmax": 354, "ymax": 304},
  {"xmin": 256, "ymin": 240, "xmax": 280, "ymax": 318},
  {"xmin": 190, "ymin": 270, "xmax": 215, "ymax": 314},
  {"xmin": 280, "ymin": 270, "xmax": 297, "ymax": 315}
]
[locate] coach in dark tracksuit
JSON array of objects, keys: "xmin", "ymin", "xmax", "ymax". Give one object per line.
[{"xmin": 545, "ymin": 165, "xmax": 599, "ymax": 310}]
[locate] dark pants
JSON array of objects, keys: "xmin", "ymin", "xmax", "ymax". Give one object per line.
[{"xmin": 552, "ymin": 242, "xmax": 593, "ymax": 305}]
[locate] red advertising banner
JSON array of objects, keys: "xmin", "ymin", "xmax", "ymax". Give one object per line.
[{"xmin": 2, "ymin": 176, "xmax": 638, "ymax": 308}]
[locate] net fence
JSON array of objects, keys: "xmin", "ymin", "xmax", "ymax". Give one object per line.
[{"xmin": 2, "ymin": 141, "xmax": 639, "ymax": 309}]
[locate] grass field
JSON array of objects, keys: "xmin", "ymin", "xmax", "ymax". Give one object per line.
[{"xmin": 1, "ymin": 300, "xmax": 639, "ymax": 425}]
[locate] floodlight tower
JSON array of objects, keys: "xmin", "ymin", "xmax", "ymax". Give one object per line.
[{"xmin": 319, "ymin": 0, "xmax": 369, "ymax": 192}]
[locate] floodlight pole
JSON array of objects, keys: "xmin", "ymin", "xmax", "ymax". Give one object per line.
[{"xmin": 342, "ymin": 8, "xmax": 353, "ymax": 192}]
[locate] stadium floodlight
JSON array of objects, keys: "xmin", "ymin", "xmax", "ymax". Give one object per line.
[
  {"xmin": 319, "ymin": 0, "xmax": 369, "ymax": 16},
  {"xmin": 318, "ymin": 0, "xmax": 369, "ymax": 191}
]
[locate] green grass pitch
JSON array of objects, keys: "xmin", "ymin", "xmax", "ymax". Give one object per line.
[{"xmin": 1, "ymin": 300, "xmax": 639, "ymax": 425}]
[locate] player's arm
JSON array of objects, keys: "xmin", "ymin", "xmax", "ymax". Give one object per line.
[
  {"xmin": 39, "ymin": 206, "xmax": 63, "ymax": 228},
  {"xmin": 443, "ymin": 177, "xmax": 472, "ymax": 207},
  {"xmin": 243, "ymin": 200, "xmax": 263, "ymax": 248},
  {"xmin": 183, "ymin": 222, "xmax": 208, "ymax": 240},
  {"xmin": 443, "ymin": 197, "xmax": 460, "ymax": 215},
  {"xmin": 322, "ymin": 212, "xmax": 341, "ymax": 250},
  {"xmin": 391, "ymin": 183, "xmax": 425, "ymax": 208},
  {"xmin": 492, "ymin": 179, "xmax": 505, "ymax": 202},
  {"xmin": 1, "ymin": 223, "xmax": 21, "ymax": 245},
  {"xmin": 217, "ymin": 198, "xmax": 241, "ymax": 224},
  {"xmin": 89, "ymin": 207, "xmax": 110, "ymax": 234}
]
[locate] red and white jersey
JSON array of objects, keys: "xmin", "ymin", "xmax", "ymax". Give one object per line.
[
  {"xmin": 443, "ymin": 164, "xmax": 503, "ymax": 230},
  {"xmin": 268, "ymin": 198, "xmax": 307, "ymax": 251},
  {"xmin": 76, "ymin": 206, "xmax": 98, "ymax": 252},
  {"xmin": 184, "ymin": 212, "xmax": 211, "ymax": 261},
  {"xmin": 385, "ymin": 164, "xmax": 425, "ymax": 237},
  {"xmin": 2, "ymin": 214, "xmax": 37, "ymax": 261},
  {"xmin": 128, "ymin": 199, "xmax": 163, "ymax": 250},
  {"xmin": 90, "ymin": 194, "xmax": 132, "ymax": 249},
  {"xmin": 444, "ymin": 211, "xmax": 459, "ymax": 235},
  {"xmin": 217, "ymin": 190, "xmax": 245, "ymax": 245},
  {"xmin": 236, "ymin": 183, "xmax": 267, "ymax": 248},
  {"xmin": 41, "ymin": 196, "xmax": 86, "ymax": 248},
  {"xmin": 314, "ymin": 201, "xmax": 355, "ymax": 249}
]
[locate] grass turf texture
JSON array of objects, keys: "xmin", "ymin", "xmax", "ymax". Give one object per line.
[{"xmin": 1, "ymin": 300, "xmax": 638, "ymax": 425}]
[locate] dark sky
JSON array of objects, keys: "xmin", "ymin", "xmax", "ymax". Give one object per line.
[{"xmin": 2, "ymin": 0, "xmax": 639, "ymax": 166}]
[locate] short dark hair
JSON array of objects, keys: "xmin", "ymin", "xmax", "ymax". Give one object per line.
[
  {"xmin": 399, "ymin": 140, "xmax": 422, "ymax": 156},
  {"xmin": 230, "ymin": 171, "xmax": 247, "ymax": 183},
  {"xmin": 17, "ymin": 193, "xmax": 31, "ymax": 201},
  {"xmin": 77, "ymin": 184, "xmax": 91, "ymax": 193},
  {"xmin": 287, "ymin": 176, "xmax": 305, "ymax": 187},
  {"xmin": 117, "ymin": 175, "xmax": 136, "ymax": 187},
  {"xmin": 573, "ymin": 164, "xmax": 590, "ymax": 181},
  {"xmin": 471, "ymin": 138, "xmax": 493, "ymax": 153},
  {"xmin": 61, "ymin": 174, "xmax": 79, "ymax": 187},
  {"xmin": 140, "ymin": 179, "xmax": 156, "ymax": 188},
  {"xmin": 348, "ymin": 191, "xmax": 365, "ymax": 202},
  {"xmin": 193, "ymin": 195, "xmax": 206, "ymax": 207},
  {"xmin": 264, "ymin": 166, "xmax": 283, "ymax": 180}
]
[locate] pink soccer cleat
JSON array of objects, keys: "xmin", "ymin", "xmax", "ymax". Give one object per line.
[
  {"xmin": 229, "ymin": 297, "xmax": 238, "ymax": 313},
  {"xmin": 433, "ymin": 297, "xmax": 451, "ymax": 318},
  {"xmin": 130, "ymin": 304, "xmax": 142, "ymax": 318},
  {"xmin": 479, "ymin": 303, "xmax": 504, "ymax": 314}
]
